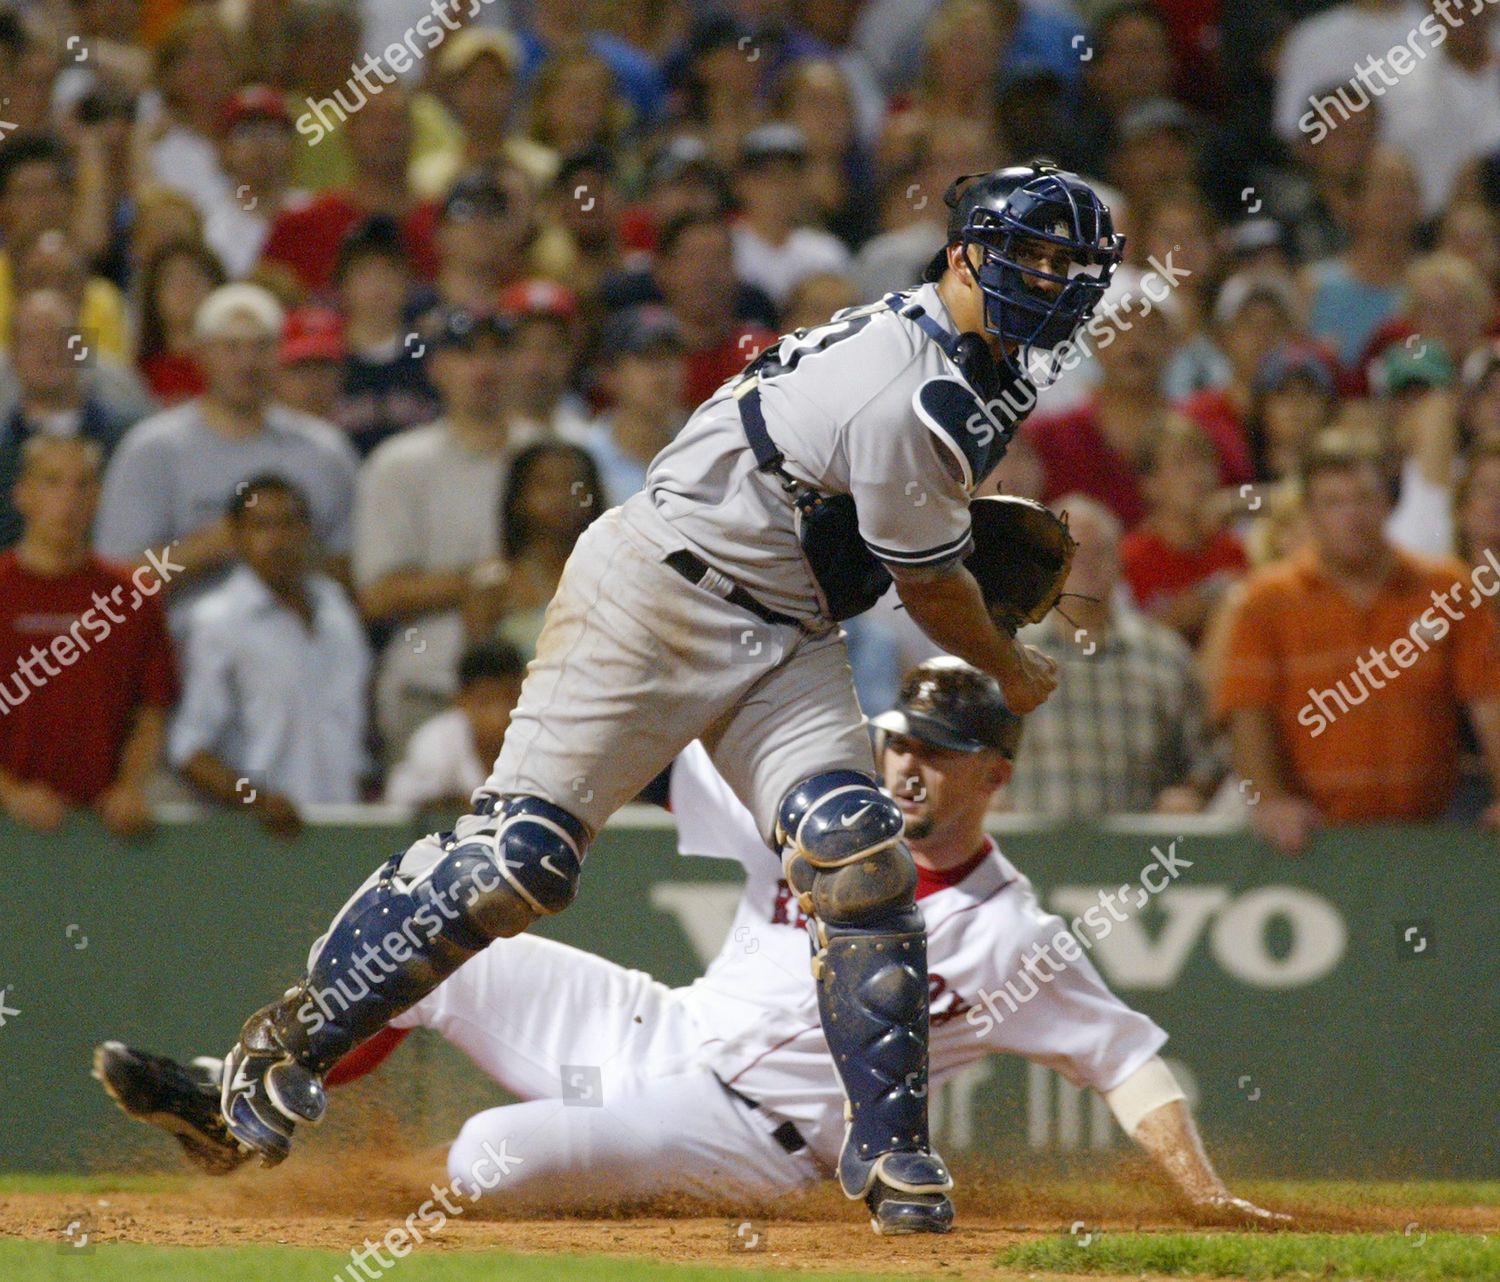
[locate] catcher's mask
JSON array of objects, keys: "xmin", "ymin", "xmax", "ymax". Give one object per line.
[
  {"xmin": 924, "ymin": 160, "xmax": 1124, "ymax": 383},
  {"xmin": 871, "ymin": 657, "xmax": 1023, "ymax": 760}
]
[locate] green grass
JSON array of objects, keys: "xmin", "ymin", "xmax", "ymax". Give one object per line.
[
  {"xmin": 997, "ymin": 1230, "xmax": 1498, "ymax": 1280},
  {"xmin": 2, "ymin": 1241, "xmax": 909, "ymax": 1282}
]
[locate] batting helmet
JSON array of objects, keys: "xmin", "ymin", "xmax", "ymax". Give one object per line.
[
  {"xmin": 923, "ymin": 159, "xmax": 1124, "ymax": 379},
  {"xmin": 870, "ymin": 657, "xmax": 1024, "ymax": 760}
]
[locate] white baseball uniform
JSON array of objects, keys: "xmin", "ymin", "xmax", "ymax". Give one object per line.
[{"xmin": 392, "ymin": 743, "xmax": 1167, "ymax": 1206}]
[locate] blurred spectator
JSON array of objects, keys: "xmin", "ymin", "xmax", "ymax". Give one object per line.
[
  {"xmin": 63, "ymin": 82, "xmax": 141, "ymax": 290},
  {"xmin": 332, "ymin": 216, "xmax": 439, "ymax": 457},
  {"xmin": 281, "ymin": 0, "xmax": 365, "ymax": 193},
  {"xmin": 95, "ymin": 284, "xmax": 358, "ymax": 613},
  {"xmin": 784, "ymin": 272, "xmax": 861, "ymax": 332},
  {"xmin": 1302, "ymin": 148, "xmax": 1420, "ymax": 368},
  {"xmin": 526, "ymin": 45, "xmax": 631, "ymax": 163},
  {"xmin": 0, "ymin": 290, "xmax": 138, "ymax": 548},
  {"xmin": 1121, "ymin": 417, "xmax": 1249, "ymax": 646},
  {"xmin": 617, "ymin": 136, "xmax": 734, "ymax": 258},
  {"xmin": 146, "ymin": 11, "xmax": 237, "ymax": 220},
  {"xmin": 1273, "ymin": 0, "xmax": 1424, "ymax": 143},
  {"xmin": 0, "ymin": 13, "xmax": 57, "ymax": 138},
  {"xmin": 853, "ymin": 117, "xmax": 996, "ymax": 302},
  {"xmin": 170, "ymin": 475, "xmax": 371, "ymax": 833},
  {"xmin": 412, "ymin": 28, "xmax": 558, "ymax": 199},
  {"xmin": 1028, "ymin": 293, "xmax": 1251, "ymax": 528},
  {"xmin": 1246, "ymin": 343, "xmax": 1340, "ymax": 483},
  {"xmin": 462, "ymin": 441, "xmax": 604, "ymax": 660},
  {"xmin": 0, "ymin": 437, "xmax": 175, "ymax": 836},
  {"xmin": 665, "ymin": 12, "xmax": 767, "ymax": 164},
  {"xmin": 1436, "ymin": 200, "xmax": 1500, "ymax": 295},
  {"xmin": 431, "ymin": 169, "xmax": 568, "ymax": 316},
  {"xmin": 1109, "ymin": 101, "xmax": 1201, "ymax": 230},
  {"xmin": 1461, "ymin": 340, "xmax": 1500, "ymax": 450},
  {"xmin": 497, "ymin": 279, "xmax": 589, "ymax": 440},
  {"xmin": 1458, "ymin": 441, "xmax": 1500, "ymax": 568},
  {"xmin": 0, "ymin": 137, "xmax": 130, "ymax": 358},
  {"xmin": 580, "ymin": 307, "xmax": 689, "ymax": 507},
  {"xmin": 263, "ymin": 83, "xmax": 439, "ymax": 293},
  {"xmin": 354, "ymin": 308, "xmax": 526, "ymax": 757},
  {"xmin": 1180, "ymin": 274, "xmax": 1301, "ymax": 467},
  {"xmin": 134, "ymin": 239, "xmax": 225, "ymax": 406},
  {"xmin": 625, "ymin": 210, "xmax": 778, "ymax": 407},
  {"xmin": 1005, "ymin": 494, "xmax": 1222, "ymax": 817},
  {"xmin": 1130, "ymin": 183, "xmax": 1222, "ymax": 398},
  {"xmin": 730, "ymin": 124, "xmax": 853, "ymax": 309},
  {"xmin": 1374, "ymin": 341, "xmax": 1463, "ymax": 558},
  {"xmin": 1071, "ymin": 1, "xmax": 1181, "ymax": 178},
  {"xmin": 129, "ymin": 186, "xmax": 206, "ymax": 286},
  {"xmin": 202, "ymin": 86, "xmax": 300, "ymax": 280},
  {"xmin": 275, "ymin": 307, "xmax": 347, "ymax": 422},
  {"xmin": 1216, "ymin": 432, "xmax": 1500, "ymax": 854},
  {"xmin": 384, "ymin": 638, "xmax": 526, "ymax": 810},
  {"xmin": 1380, "ymin": 2, "xmax": 1500, "ymax": 220},
  {"xmin": 516, "ymin": 0, "xmax": 667, "ymax": 125},
  {"xmin": 772, "ymin": 58, "xmax": 877, "ymax": 248},
  {"xmin": 548, "ymin": 147, "xmax": 627, "ymax": 303}
]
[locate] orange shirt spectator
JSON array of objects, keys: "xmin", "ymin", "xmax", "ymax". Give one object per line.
[{"xmin": 1217, "ymin": 437, "xmax": 1500, "ymax": 845}]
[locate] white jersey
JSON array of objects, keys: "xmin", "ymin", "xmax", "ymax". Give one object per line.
[
  {"xmin": 625, "ymin": 284, "xmax": 1016, "ymax": 620},
  {"xmin": 668, "ymin": 742, "xmax": 1167, "ymax": 1166}
]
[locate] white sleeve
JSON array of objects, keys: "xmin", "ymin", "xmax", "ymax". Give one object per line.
[
  {"xmin": 1385, "ymin": 456, "xmax": 1455, "ymax": 559},
  {"xmin": 669, "ymin": 741, "xmax": 778, "ymax": 868}
]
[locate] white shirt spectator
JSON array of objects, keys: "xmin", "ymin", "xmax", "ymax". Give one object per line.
[
  {"xmin": 577, "ymin": 419, "xmax": 650, "ymax": 509},
  {"xmin": 169, "ymin": 566, "xmax": 371, "ymax": 806},
  {"xmin": 1274, "ymin": 2, "xmax": 1424, "ymax": 140},
  {"xmin": 731, "ymin": 224, "xmax": 853, "ymax": 310},
  {"xmin": 354, "ymin": 419, "xmax": 533, "ymax": 740},
  {"xmin": 384, "ymin": 706, "xmax": 487, "ymax": 807}
]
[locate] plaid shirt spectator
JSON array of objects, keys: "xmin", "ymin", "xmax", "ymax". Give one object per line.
[{"xmin": 1005, "ymin": 606, "xmax": 1221, "ymax": 818}]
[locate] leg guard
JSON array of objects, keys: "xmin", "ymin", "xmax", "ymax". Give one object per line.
[
  {"xmin": 779, "ymin": 772, "xmax": 952, "ymax": 1222},
  {"xmin": 220, "ymin": 796, "xmax": 586, "ymax": 1164}
]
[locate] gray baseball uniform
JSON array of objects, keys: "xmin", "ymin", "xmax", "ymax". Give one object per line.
[{"xmin": 482, "ymin": 284, "xmax": 1013, "ymax": 841}]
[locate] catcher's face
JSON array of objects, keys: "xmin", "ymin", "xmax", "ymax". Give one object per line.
[{"xmin": 882, "ymin": 734, "xmax": 1008, "ymax": 856}]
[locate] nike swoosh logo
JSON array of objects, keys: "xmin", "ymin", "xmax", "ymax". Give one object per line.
[
  {"xmin": 840, "ymin": 803, "xmax": 874, "ymax": 829},
  {"xmin": 540, "ymin": 854, "xmax": 569, "ymax": 880}
]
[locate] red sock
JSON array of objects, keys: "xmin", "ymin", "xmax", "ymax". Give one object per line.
[{"xmin": 324, "ymin": 1025, "xmax": 412, "ymax": 1087}]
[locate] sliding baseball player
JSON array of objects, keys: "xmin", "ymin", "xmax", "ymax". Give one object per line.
[{"xmin": 99, "ymin": 660, "xmax": 1284, "ymax": 1227}]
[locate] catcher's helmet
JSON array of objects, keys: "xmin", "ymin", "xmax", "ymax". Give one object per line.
[
  {"xmin": 923, "ymin": 159, "xmax": 1124, "ymax": 379},
  {"xmin": 870, "ymin": 657, "xmax": 1023, "ymax": 759}
]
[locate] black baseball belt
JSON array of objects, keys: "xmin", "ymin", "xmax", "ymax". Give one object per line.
[
  {"xmin": 663, "ymin": 548, "xmax": 804, "ymax": 630},
  {"xmin": 721, "ymin": 1081, "xmax": 808, "ymax": 1155}
]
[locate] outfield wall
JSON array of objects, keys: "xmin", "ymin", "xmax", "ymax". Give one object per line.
[{"xmin": 0, "ymin": 813, "xmax": 1493, "ymax": 1177}]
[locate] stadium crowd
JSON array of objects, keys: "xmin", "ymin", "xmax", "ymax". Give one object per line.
[{"xmin": 0, "ymin": 0, "xmax": 1499, "ymax": 855}]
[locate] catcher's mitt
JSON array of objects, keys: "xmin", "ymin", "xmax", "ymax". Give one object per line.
[{"xmin": 964, "ymin": 496, "xmax": 1077, "ymax": 634}]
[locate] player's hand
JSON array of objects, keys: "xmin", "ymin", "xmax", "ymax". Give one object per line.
[
  {"xmin": 1249, "ymin": 794, "xmax": 1319, "ymax": 857},
  {"xmin": 1189, "ymin": 1194, "xmax": 1295, "ymax": 1229},
  {"xmin": 1, "ymin": 780, "xmax": 69, "ymax": 832},
  {"xmin": 95, "ymin": 782, "xmax": 154, "ymax": 838},
  {"xmin": 253, "ymin": 792, "xmax": 303, "ymax": 840},
  {"xmin": 997, "ymin": 639, "xmax": 1058, "ymax": 715}
]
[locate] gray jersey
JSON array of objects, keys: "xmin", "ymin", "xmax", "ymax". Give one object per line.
[{"xmin": 630, "ymin": 285, "xmax": 1013, "ymax": 620}]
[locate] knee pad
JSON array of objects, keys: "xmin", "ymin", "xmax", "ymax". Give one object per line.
[
  {"xmin": 287, "ymin": 796, "xmax": 587, "ymax": 1071},
  {"xmin": 432, "ymin": 796, "xmax": 587, "ymax": 940},
  {"xmin": 778, "ymin": 773, "xmax": 916, "ymax": 929}
]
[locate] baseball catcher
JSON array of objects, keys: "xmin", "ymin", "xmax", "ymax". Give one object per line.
[{"xmin": 104, "ymin": 159, "xmax": 1121, "ymax": 1234}]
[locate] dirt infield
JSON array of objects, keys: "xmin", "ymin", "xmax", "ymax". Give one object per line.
[{"xmin": 5, "ymin": 1145, "xmax": 1497, "ymax": 1278}]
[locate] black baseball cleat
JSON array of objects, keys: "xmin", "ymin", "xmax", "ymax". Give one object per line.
[
  {"xmin": 93, "ymin": 1041, "xmax": 251, "ymax": 1175},
  {"xmin": 866, "ymin": 1182, "xmax": 956, "ymax": 1235}
]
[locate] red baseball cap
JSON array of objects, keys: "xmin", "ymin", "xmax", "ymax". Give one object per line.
[
  {"xmin": 279, "ymin": 306, "xmax": 347, "ymax": 365},
  {"xmin": 498, "ymin": 278, "xmax": 579, "ymax": 323},
  {"xmin": 223, "ymin": 84, "xmax": 291, "ymax": 133}
]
